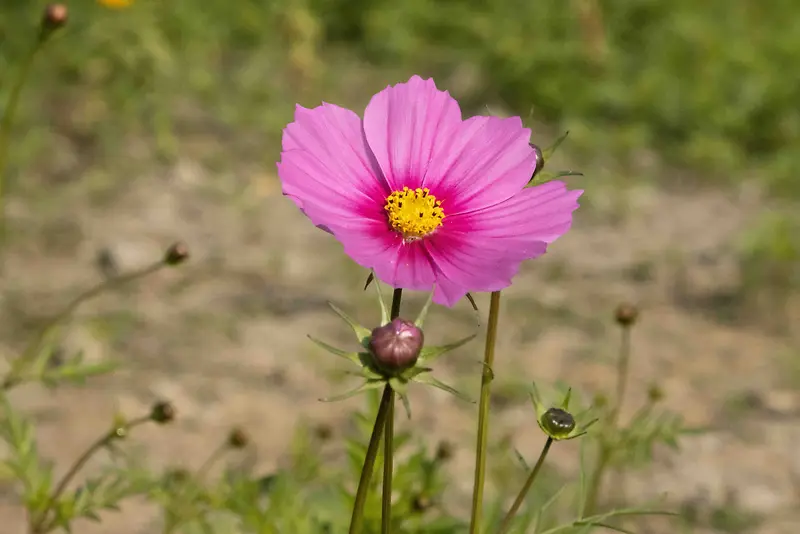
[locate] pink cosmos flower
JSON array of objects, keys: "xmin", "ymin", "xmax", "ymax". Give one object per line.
[{"xmin": 277, "ymin": 76, "xmax": 582, "ymax": 307}]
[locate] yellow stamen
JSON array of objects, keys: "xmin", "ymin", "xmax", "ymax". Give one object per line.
[{"xmin": 384, "ymin": 186, "xmax": 445, "ymax": 241}]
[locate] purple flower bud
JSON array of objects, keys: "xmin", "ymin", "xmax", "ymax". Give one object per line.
[{"xmin": 368, "ymin": 318, "xmax": 424, "ymax": 374}]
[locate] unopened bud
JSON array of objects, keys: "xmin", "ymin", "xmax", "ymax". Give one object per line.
[
  {"xmin": 368, "ymin": 318, "xmax": 424, "ymax": 375},
  {"xmin": 41, "ymin": 4, "xmax": 68, "ymax": 34},
  {"xmin": 163, "ymin": 242, "xmax": 189, "ymax": 266},
  {"xmin": 435, "ymin": 440, "xmax": 454, "ymax": 462},
  {"xmin": 593, "ymin": 392, "xmax": 609, "ymax": 410},
  {"xmin": 614, "ymin": 303, "xmax": 639, "ymax": 327},
  {"xmin": 411, "ymin": 494, "xmax": 433, "ymax": 513},
  {"xmin": 314, "ymin": 423, "xmax": 333, "ymax": 441},
  {"xmin": 647, "ymin": 383, "xmax": 664, "ymax": 403},
  {"xmin": 228, "ymin": 427, "xmax": 249, "ymax": 449},
  {"xmin": 150, "ymin": 401, "xmax": 176, "ymax": 424},
  {"xmin": 530, "ymin": 143, "xmax": 545, "ymax": 180},
  {"xmin": 541, "ymin": 407, "xmax": 576, "ymax": 439}
]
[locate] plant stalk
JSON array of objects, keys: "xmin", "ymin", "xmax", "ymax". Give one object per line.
[
  {"xmin": 2, "ymin": 260, "xmax": 165, "ymax": 390},
  {"xmin": 469, "ymin": 290, "xmax": 502, "ymax": 534},
  {"xmin": 496, "ymin": 437, "xmax": 554, "ymax": 534},
  {"xmin": 34, "ymin": 415, "xmax": 150, "ymax": 533},
  {"xmin": 584, "ymin": 324, "xmax": 632, "ymax": 515},
  {"xmin": 348, "ymin": 385, "xmax": 392, "ymax": 534},
  {"xmin": 381, "ymin": 287, "xmax": 402, "ymax": 534}
]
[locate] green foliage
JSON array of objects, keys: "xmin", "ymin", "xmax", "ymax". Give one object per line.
[{"xmin": 1, "ymin": 0, "xmax": 799, "ymax": 198}]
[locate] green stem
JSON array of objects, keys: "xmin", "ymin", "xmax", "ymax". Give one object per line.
[
  {"xmin": 469, "ymin": 290, "xmax": 502, "ymax": 534},
  {"xmin": 382, "ymin": 392, "xmax": 395, "ymax": 533},
  {"xmin": 0, "ymin": 37, "xmax": 40, "ymax": 252},
  {"xmin": 34, "ymin": 415, "xmax": 151, "ymax": 533},
  {"xmin": 2, "ymin": 260, "xmax": 165, "ymax": 390},
  {"xmin": 496, "ymin": 437, "xmax": 554, "ymax": 534},
  {"xmin": 584, "ymin": 324, "xmax": 632, "ymax": 515},
  {"xmin": 162, "ymin": 441, "xmax": 229, "ymax": 534},
  {"xmin": 610, "ymin": 325, "xmax": 631, "ymax": 427},
  {"xmin": 349, "ymin": 385, "xmax": 392, "ymax": 534},
  {"xmin": 382, "ymin": 287, "xmax": 402, "ymax": 534}
]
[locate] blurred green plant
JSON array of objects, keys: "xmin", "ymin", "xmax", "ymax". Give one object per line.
[
  {"xmin": 0, "ymin": 4, "xmax": 720, "ymax": 534},
  {"xmin": 1, "ymin": 0, "xmax": 799, "ymax": 199}
]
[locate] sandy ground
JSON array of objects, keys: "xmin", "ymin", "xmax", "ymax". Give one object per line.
[{"xmin": 0, "ymin": 157, "xmax": 798, "ymax": 534}]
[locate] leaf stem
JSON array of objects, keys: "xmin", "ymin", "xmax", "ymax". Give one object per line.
[
  {"xmin": 469, "ymin": 290, "xmax": 502, "ymax": 534},
  {"xmin": 496, "ymin": 437, "xmax": 554, "ymax": 534}
]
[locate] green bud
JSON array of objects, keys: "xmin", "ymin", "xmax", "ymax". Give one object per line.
[{"xmin": 541, "ymin": 407, "xmax": 576, "ymax": 438}]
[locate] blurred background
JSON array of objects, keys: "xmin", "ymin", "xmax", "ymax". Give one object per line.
[{"xmin": 0, "ymin": 0, "xmax": 798, "ymax": 532}]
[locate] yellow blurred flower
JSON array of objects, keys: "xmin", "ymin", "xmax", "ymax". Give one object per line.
[{"xmin": 97, "ymin": 0, "xmax": 133, "ymax": 8}]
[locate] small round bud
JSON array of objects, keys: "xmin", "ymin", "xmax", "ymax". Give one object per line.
[
  {"xmin": 411, "ymin": 494, "xmax": 433, "ymax": 513},
  {"xmin": 164, "ymin": 468, "xmax": 191, "ymax": 486},
  {"xmin": 314, "ymin": 423, "xmax": 333, "ymax": 442},
  {"xmin": 150, "ymin": 401, "xmax": 176, "ymax": 424},
  {"xmin": 647, "ymin": 383, "xmax": 664, "ymax": 403},
  {"xmin": 541, "ymin": 407, "xmax": 576, "ymax": 438},
  {"xmin": 227, "ymin": 427, "xmax": 249, "ymax": 449},
  {"xmin": 614, "ymin": 303, "xmax": 639, "ymax": 327},
  {"xmin": 163, "ymin": 242, "xmax": 189, "ymax": 266},
  {"xmin": 530, "ymin": 143, "xmax": 545, "ymax": 180},
  {"xmin": 435, "ymin": 440, "xmax": 454, "ymax": 462},
  {"xmin": 42, "ymin": 4, "xmax": 68, "ymax": 31},
  {"xmin": 368, "ymin": 318, "xmax": 424, "ymax": 375},
  {"xmin": 592, "ymin": 392, "xmax": 609, "ymax": 409}
]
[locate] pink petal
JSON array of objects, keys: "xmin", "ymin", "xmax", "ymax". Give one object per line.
[
  {"xmin": 278, "ymin": 103, "xmax": 389, "ymax": 229},
  {"xmin": 422, "ymin": 181, "xmax": 582, "ymax": 306},
  {"xmin": 362, "ymin": 76, "xmax": 463, "ymax": 191},
  {"xmin": 448, "ymin": 180, "xmax": 583, "ymax": 247},
  {"xmin": 327, "ymin": 221, "xmax": 437, "ymax": 292},
  {"xmin": 424, "ymin": 115, "xmax": 538, "ymax": 214}
]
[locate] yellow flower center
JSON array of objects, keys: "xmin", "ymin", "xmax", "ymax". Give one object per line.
[{"xmin": 384, "ymin": 187, "xmax": 445, "ymax": 240}]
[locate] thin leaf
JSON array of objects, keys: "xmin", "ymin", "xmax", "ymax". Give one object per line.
[
  {"xmin": 414, "ymin": 374, "xmax": 473, "ymax": 403},
  {"xmin": 307, "ymin": 336, "xmax": 362, "ymax": 366},
  {"xmin": 542, "ymin": 130, "xmax": 570, "ymax": 161},
  {"xmin": 398, "ymin": 392, "xmax": 412, "ymax": 420},
  {"xmin": 533, "ymin": 484, "xmax": 568, "ymax": 533},
  {"xmin": 417, "ymin": 334, "xmax": 476, "ymax": 364},
  {"xmin": 578, "ymin": 521, "xmax": 637, "ymax": 534},
  {"xmin": 327, "ymin": 302, "xmax": 371, "ymax": 346},
  {"xmin": 414, "ymin": 288, "xmax": 435, "ymax": 328},
  {"xmin": 370, "ymin": 273, "xmax": 390, "ymax": 325},
  {"xmin": 363, "ymin": 271, "xmax": 374, "ymax": 290},
  {"xmin": 319, "ymin": 380, "xmax": 384, "ymax": 402},
  {"xmin": 513, "ymin": 448, "xmax": 530, "ymax": 471}
]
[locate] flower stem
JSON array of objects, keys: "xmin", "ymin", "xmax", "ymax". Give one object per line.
[
  {"xmin": 584, "ymin": 324, "xmax": 632, "ymax": 515},
  {"xmin": 0, "ymin": 36, "xmax": 41, "ymax": 255},
  {"xmin": 349, "ymin": 385, "xmax": 392, "ymax": 534},
  {"xmin": 382, "ymin": 287, "xmax": 402, "ymax": 534},
  {"xmin": 469, "ymin": 290, "xmax": 502, "ymax": 534},
  {"xmin": 33, "ymin": 415, "xmax": 151, "ymax": 533},
  {"xmin": 496, "ymin": 437, "xmax": 554, "ymax": 534},
  {"xmin": 2, "ymin": 260, "xmax": 165, "ymax": 390}
]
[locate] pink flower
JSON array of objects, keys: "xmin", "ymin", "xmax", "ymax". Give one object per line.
[{"xmin": 278, "ymin": 76, "xmax": 582, "ymax": 306}]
